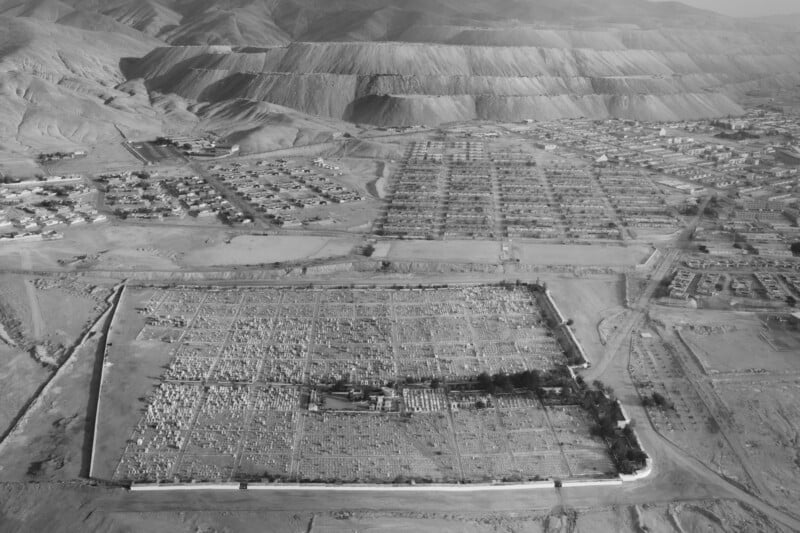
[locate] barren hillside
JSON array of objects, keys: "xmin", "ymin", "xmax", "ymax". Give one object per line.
[
  {"xmin": 117, "ymin": 0, "xmax": 800, "ymax": 125},
  {"xmin": 1, "ymin": 0, "xmax": 799, "ymax": 145},
  {"xmin": 127, "ymin": 35, "xmax": 800, "ymax": 125}
]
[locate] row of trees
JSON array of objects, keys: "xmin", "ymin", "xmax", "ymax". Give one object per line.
[
  {"xmin": 583, "ymin": 382, "xmax": 647, "ymax": 475},
  {"xmin": 473, "ymin": 368, "xmax": 573, "ymax": 396},
  {"xmin": 469, "ymin": 374, "xmax": 647, "ymax": 475},
  {"xmin": 312, "ymin": 369, "xmax": 648, "ymax": 477}
]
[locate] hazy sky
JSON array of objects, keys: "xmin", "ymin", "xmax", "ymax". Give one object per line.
[{"xmin": 652, "ymin": 0, "xmax": 799, "ymax": 17}]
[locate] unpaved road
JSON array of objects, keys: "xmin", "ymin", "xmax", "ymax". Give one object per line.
[{"xmin": 20, "ymin": 251, "xmax": 44, "ymax": 340}]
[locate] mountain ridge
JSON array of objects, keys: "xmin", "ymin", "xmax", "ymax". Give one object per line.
[{"xmin": 1, "ymin": 0, "xmax": 799, "ymax": 150}]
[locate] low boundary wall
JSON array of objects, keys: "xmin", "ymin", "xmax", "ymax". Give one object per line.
[
  {"xmin": 541, "ymin": 289, "xmax": 590, "ymax": 368},
  {"xmin": 129, "ymin": 478, "xmax": 638, "ymax": 492},
  {"xmin": 116, "ymin": 282, "xmax": 652, "ymax": 492}
]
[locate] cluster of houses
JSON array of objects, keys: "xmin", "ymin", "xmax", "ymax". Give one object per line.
[
  {"xmin": 97, "ymin": 171, "xmax": 249, "ymax": 224},
  {"xmin": 525, "ymin": 109, "xmax": 800, "ymax": 197},
  {"xmin": 0, "ymin": 176, "xmax": 106, "ymax": 239},
  {"xmin": 381, "ymin": 140, "xmax": 678, "ymax": 241},
  {"xmin": 210, "ymin": 158, "xmax": 363, "ymax": 228},
  {"xmin": 97, "ymin": 171, "xmax": 184, "ymax": 220}
]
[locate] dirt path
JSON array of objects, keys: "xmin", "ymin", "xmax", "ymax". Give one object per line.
[
  {"xmin": 577, "ymin": 266, "xmax": 800, "ymax": 531},
  {"xmin": 659, "ymin": 328, "xmax": 772, "ymax": 499},
  {"xmin": 0, "ymin": 284, "xmax": 123, "ymax": 456},
  {"xmin": 23, "ymin": 281, "xmax": 44, "ymax": 341},
  {"xmin": 584, "ymin": 248, "xmax": 679, "ymax": 381},
  {"xmin": 570, "ymin": 213, "xmax": 800, "ymax": 531},
  {"xmin": 20, "ymin": 251, "xmax": 44, "ymax": 341},
  {"xmin": 584, "ymin": 323, "xmax": 800, "ymax": 532}
]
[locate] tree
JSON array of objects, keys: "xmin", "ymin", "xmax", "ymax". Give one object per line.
[
  {"xmin": 791, "ymin": 242, "xmax": 800, "ymax": 257},
  {"xmin": 477, "ymin": 372, "xmax": 494, "ymax": 393},
  {"xmin": 627, "ymin": 449, "xmax": 648, "ymax": 464},
  {"xmin": 492, "ymin": 372, "xmax": 513, "ymax": 393},
  {"xmin": 619, "ymin": 460, "xmax": 637, "ymax": 475},
  {"xmin": 651, "ymin": 391, "xmax": 666, "ymax": 406},
  {"xmin": 430, "ymin": 378, "xmax": 440, "ymax": 390}
]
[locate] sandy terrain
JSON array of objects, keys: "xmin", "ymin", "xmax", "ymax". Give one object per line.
[
  {"xmin": 0, "ymin": 481, "xmax": 790, "ymax": 533},
  {"xmin": 715, "ymin": 380, "xmax": 800, "ymax": 516},
  {"xmin": 0, "ymin": 275, "xmax": 113, "ymax": 438},
  {"xmin": 0, "ymin": 282, "xmax": 118, "ymax": 481},
  {"xmin": 0, "ymin": 347, "xmax": 49, "ymax": 439},
  {"xmin": 92, "ymin": 288, "xmax": 174, "ymax": 481},
  {"xmin": 0, "ymin": 156, "xmax": 43, "ymax": 179},
  {"xmin": 0, "ymin": 225, "xmax": 239, "ymax": 272},
  {"xmin": 0, "ymin": 335, "xmax": 102, "ymax": 480},
  {"xmin": 542, "ymin": 275, "xmax": 624, "ymax": 364},
  {"xmin": 39, "ymin": 142, "xmax": 144, "ymax": 176},
  {"xmin": 386, "ymin": 240, "xmax": 501, "ymax": 263},
  {"xmin": 0, "ymin": 1, "xmax": 799, "ymax": 531},
  {"xmin": 513, "ymin": 244, "xmax": 651, "ymax": 267},
  {"xmin": 652, "ymin": 309, "xmax": 800, "ymax": 374},
  {"xmin": 182, "ymin": 235, "xmax": 358, "ymax": 267}
]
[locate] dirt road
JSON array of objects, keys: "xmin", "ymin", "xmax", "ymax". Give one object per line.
[{"xmin": 574, "ymin": 237, "xmax": 800, "ymax": 530}]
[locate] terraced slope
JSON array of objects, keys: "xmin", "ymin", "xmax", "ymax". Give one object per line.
[
  {"xmin": 127, "ymin": 35, "xmax": 800, "ymax": 125},
  {"xmin": 1, "ymin": 0, "xmax": 799, "ymax": 144}
]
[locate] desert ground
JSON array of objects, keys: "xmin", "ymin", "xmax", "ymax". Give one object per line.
[
  {"xmin": 2, "ymin": 0, "xmax": 800, "ymax": 530},
  {"xmin": 1, "ymin": 131, "xmax": 799, "ymax": 532}
]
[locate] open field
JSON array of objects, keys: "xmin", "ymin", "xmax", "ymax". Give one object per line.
[
  {"xmin": 379, "ymin": 241, "xmax": 650, "ymax": 267},
  {"xmin": 0, "ymin": 325, "xmax": 106, "ymax": 480},
  {"xmin": 541, "ymin": 275, "xmax": 624, "ymax": 364},
  {"xmin": 715, "ymin": 379, "xmax": 800, "ymax": 515},
  {"xmin": 37, "ymin": 142, "xmax": 145, "ymax": 176},
  {"xmin": 0, "ymin": 155, "xmax": 42, "ymax": 179},
  {"xmin": 629, "ymin": 330, "xmax": 753, "ymax": 488},
  {"xmin": 513, "ymin": 244, "xmax": 651, "ymax": 267},
  {"xmin": 0, "ymin": 482, "xmax": 790, "ymax": 533},
  {"xmin": 93, "ymin": 284, "xmax": 617, "ymax": 484},
  {"xmin": 385, "ymin": 240, "xmax": 501, "ymax": 263},
  {"xmin": 182, "ymin": 235, "xmax": 358, "ymax": 267},
  {"xmin": 0, "ymin": 276, "xmax": 44, "ymax": 436},
  {"xmin": 0, "ymin": 226, "xmax": 366, "ymax": 272},
  {"xmin": 92, "ymin": 288, "xmax": 178, "ymax": 482},
  {"xmin": 626, "ymin": 304, "xmax": 800, "ymax": 515},
  {"xmin": 126, "ymin": 142, "xmax": 185, "ymax": 166},
  {"xmin": 652, "ymin": 309, "xmax": 800, "ymax": 375},
  {"xmin": 682, "ymin": 320, "xmax": 800, "ymax": 374},
  {"xmin": 0, "ymin": 275, "xmax": 114, "ymax": 438},
  {"xmin": 0, "ymin": 226, "xmax": 352, "ymax": 272},
  {"xmin": 0, "ymin": 225, "xmax": 208, "ymax": 271},
  {"xmin": 0, "ymin": 346, "xmax": 49, "ymax": 439}
]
